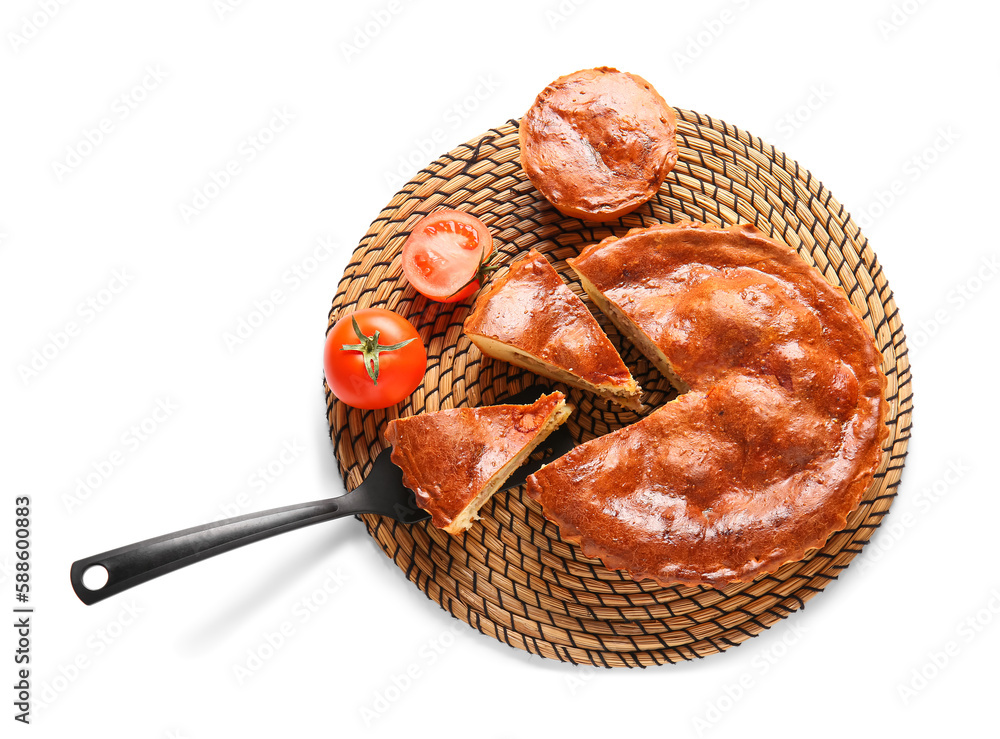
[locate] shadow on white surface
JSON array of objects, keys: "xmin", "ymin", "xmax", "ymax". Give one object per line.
[{"xmin": 180, "ymin": 521, "xmax": 369, "ymax": 653}]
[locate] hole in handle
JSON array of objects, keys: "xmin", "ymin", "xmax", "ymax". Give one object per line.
[{"xmin": 82, "ymin": 564, "xmax": 109, "ymax": 591}]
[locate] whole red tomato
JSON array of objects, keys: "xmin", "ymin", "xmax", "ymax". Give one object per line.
[{"xmin": 324, "ymin": 308, "xmax": 426, "ymax": 409}]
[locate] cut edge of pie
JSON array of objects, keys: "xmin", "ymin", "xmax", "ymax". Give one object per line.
[
  {"xmin": 442, "ymin": 397, "xmax": 571, "ymax": 534},
  {"xmin": 530, "ymin": 220, "xmax": 890, "ymax": 587},
  {"xmin": 571, "ymin": 266, "xmax": 691, "ymax": 395},
  {"xmin": 464, "ymin": 249, "xmax": 642, "ymax": 411},
  {"xmin": 467, "ymin": 334, "xmax": 642, "ymax": 411},
  {"xmin": 385, "ymin": 392, "xmax": 573, "ymax": 535}
]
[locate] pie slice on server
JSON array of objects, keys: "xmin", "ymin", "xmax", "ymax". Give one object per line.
[{"xmin": 384, "ymin": 391, "xmax": 571, "ymax": 534}]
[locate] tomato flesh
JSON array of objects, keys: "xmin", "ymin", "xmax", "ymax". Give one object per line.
[{"xmin": 402, "ymin": 210, "xmax": 493, "ymax": 302}]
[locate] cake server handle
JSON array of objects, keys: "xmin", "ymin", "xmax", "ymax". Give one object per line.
[{"xmin": 69, "ymin": 448, "xmax": 420, "ymax": 606}]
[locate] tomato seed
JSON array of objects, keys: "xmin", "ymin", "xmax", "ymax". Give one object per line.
[{"xmin": 413, "ymin": 253, "xmax": 433, "ymax": 277}]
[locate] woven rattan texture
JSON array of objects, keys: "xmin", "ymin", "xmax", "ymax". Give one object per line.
[{"xmin": 325, "ymin": 112, "xmax": 913, "ymax": 667}]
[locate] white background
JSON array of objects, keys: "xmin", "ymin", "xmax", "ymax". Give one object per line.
[{"xmin": 2, "ymin": 0, "xmax": 998, "ymax": 736}]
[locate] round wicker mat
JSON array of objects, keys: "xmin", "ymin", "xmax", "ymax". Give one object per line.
[{"xmin": 325, "ymin": 111, "xmax": 913, "ymax": 667}]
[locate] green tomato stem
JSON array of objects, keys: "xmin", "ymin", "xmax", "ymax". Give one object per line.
[
  {"xmin": 446, "ymin": 240, "xmax": 500, "ymax": 298},
  {"xmin": 340, "ymin": 315, "xmax": 416, "ymax": 385}
]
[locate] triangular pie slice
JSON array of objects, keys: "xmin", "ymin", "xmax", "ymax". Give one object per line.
[
  {"xmin": 384, "ymin": 391, "xmax": 571, "ymax": 534},
  {"xmin": 463, "ymin": 249, "xmax": 641, "ymax": 410}
]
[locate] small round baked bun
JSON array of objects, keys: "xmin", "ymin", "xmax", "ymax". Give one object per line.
[{"xmin": 519, "ymin": 67, "xmax": 678, "ymax": 222}]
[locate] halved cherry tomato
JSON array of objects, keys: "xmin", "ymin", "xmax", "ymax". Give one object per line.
[
  {"xmin": 401, "ymin": 209, "xmax": 495, "ymax": 302},
  {"xmin": 324, "ymin": 308, "xmax": 426, "ymax": 409}
]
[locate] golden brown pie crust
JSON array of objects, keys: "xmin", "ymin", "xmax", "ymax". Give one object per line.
[
  {"xmin": 385, "ymin": 392, "xmax": 569, "ymax": 534},
  {"xmin": 519, "ymin": 67, "xmax": 678, "ymax": 222},
  {"xmin": 527, "ymin": 222, "xmax": 888, "ymax": 587},
  {"xmin": 463, "ymin": 248, "xmax": 639, "ymax": 408}
]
